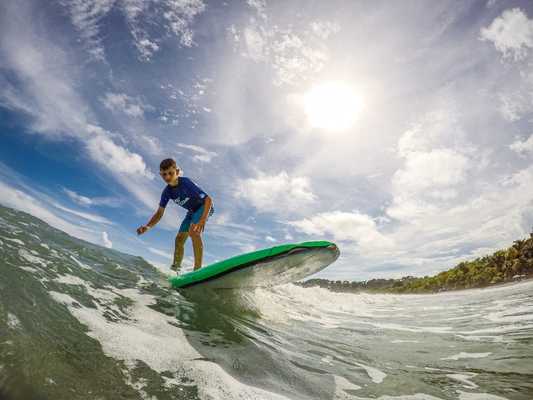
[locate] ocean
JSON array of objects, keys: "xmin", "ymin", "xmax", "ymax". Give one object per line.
[{"xmin": 1, "ymin": 205, "xmax": 532, "ymax": 400}]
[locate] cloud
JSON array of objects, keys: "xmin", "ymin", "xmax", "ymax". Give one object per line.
[
  {"xmin": 176, "ymin": 143, "xmax": 217, "ymax": 163},
  {"xmin": 86, "ymin": 133, "xmax": 154, "ymax": 179},
  {"xmin": 101, "ymin": 93, "xmax": 146, "ymax": 118},
  {"xmin": 235, "ymin": 171, "xmax": 316, "ymax": 214},
  {"xmin": 480, "ymin": 8, "xmax": 533, "ymax": 61},
  {"xmin": 0, "ymin": 4, "xmax": 92, "ymax": 136},
  {"xmin": 0, "ymin": 2, "xmax": 156, "ymax": 209},
  {"xmin": 310, "ymin": 21, "xmax": 340, "ymax": 39},
  {"xmin": 387, "ymin": 108, "xmax": 475, "ymax": 221},
  {"xmin": 392, "ymin": 149, "xmax": 469, "ymax": 199},
  {"xmin": 101, "ymin": 231, "xmax": 113, "ymax": 248},
  {"xmin": 289, "ymin": 211, "xmax": 394, "ymax": 251},
  {"xmin": 60, "ymin": 0, "xmax": 115, "ymax": 61},
  {"xmin": 163, "ymin": 0, "xmax": 206, "ymax": 47},
  {"xmin": 52, "ymin": 203, "xmax": 113, "ymax": 225},
  {"xmin": 64, "ymin": 189, "xmax": 94, "ymax": 206},
  {"xmin": 148, "ymin": 247, "xmax": 171, "ymax": 260},
  {"xmin": 229, "ymin": 3, "xmax": 339, "ymax": 86},
  {"xmin": 61, "ymin": 0, "xmax": 206, "ymax": 61},
  {"xmin": 510, "ymin": 134, "xmax": 533, "ymax": 156},
  {"xmin": 63, "ymin": 188, "xmax": 120, "ymax": 207},
  {"xmin": 0, "ymin": 179, "xmax": 98, "ymax": 243}
]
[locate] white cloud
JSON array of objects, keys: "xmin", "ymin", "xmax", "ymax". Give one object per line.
[
  {"xmin": 64, "ymin": 188, "xmax": 94, "ymax": 206},
  {"xmin": 498, "ymin": 92, "xmax": 531, "ymax": 122},
  {"xmin": 63, "ymin": 188, "xmax": 120, "ymax": 207},
  {"xmin": 392, "ymin": 149, "xmax": 469, "ymax": 197},
  {"xmin": 289, "ymin": 211, "xmax": 394, "ymax": 251},
  {"xmin": 86, "ymin": 134, "xmax": 154, "ymax": 179},
  {"xmin": 61, "ymin": 0, "xmax": 115, "ymax": 61},
  {"xmin": 52, "ymin": 203, "xmax": 113, "ymax": 225},
  {"xmin": 61, "ymin": 0, "xmax": 206, "ymax": 61},
  {"xmin": 310, "ymin": 21, "xmax": 340, "ymax": 39},
  {"xmin": 0, "ymin": 180, "xmax": 98, "ymax": 243},
  {"xmin": 0, "ymin": 6, "xmax": 92, "ymax": 136},
  {"xmin": 510, "ymin": 134, "xmax": 533, "ymax": 155},
  {"xmin": 265, "ymin": 235, "xmax": 276, "ymax": 242},
  {"xmin": 480, "ymin": 8, "xmax": 533, "ymax": 61},
  {"xmin": 101, "ymin": 93, "xmax": 146, "ymax": 118},
  {"xmin": 235, "ymin": 171, "xmax": 316, "ymax": 214},
  {"xmin": 177, "ymin": 143, "xmax": 217, "ymax": 163},
  {"xmin": 136, "ymin": 135, "xmax": 162, "ymax": 155},
  {"xmin": 387, "ymin": 108, "xmax": 475, "ymax": 221},
  {"xmin": 148, "ymin": 247, "xmax": 171, "ymax": 259},
  {"xmin": 102, "ymin": 231, "xmax": 113, "ymax": 248},
  {"xmin": 0, "ymin": 3, "xmax": 156, "ymax": 210},
  {"xmin": 163, "ymin": 0, "xmax": 206, "ymax": 47},
  {"xmin": 231, "ymin": 4, "xmax": 339, "ymax": 86}
]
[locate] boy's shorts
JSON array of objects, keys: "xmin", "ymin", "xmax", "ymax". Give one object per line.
[{"xmin": 178, "ymin": 203, "xmax": 214, "ymax": 233}]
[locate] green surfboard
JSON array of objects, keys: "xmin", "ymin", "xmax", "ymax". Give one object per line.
[{"xmin": 169, "ymin": 240, "xmax": 339, "ymax": 289}]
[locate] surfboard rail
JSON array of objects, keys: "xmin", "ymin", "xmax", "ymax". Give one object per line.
[{"xmin": 169, "ymin": 241, "xmax": 338, "ymax": 289}]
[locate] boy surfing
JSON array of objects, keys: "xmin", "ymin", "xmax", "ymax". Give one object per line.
[{"xmin": 136, "ymin": 158, "xmax": 214, "ymax": 273}]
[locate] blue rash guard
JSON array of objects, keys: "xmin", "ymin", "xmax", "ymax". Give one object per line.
[{"xmin": 159, "ymin": 177, "xmax": 209, "ymax": 212}]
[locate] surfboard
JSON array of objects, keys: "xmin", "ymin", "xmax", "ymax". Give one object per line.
[{"xmin": 168, "ymin": 241, "xmax": 339, "ymax": 289}]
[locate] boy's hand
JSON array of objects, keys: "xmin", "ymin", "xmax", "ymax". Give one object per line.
[
  {"xmin": 137, "ymin": 225, "xmax": 149, "ymax": 235},
  {"xmin": 189, "ymin": 221, "xmax": 205, "ymax": 234}
]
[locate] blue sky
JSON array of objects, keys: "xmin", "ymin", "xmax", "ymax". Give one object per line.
[{"xmin": 1, "ymin": 0, "xmax": 533, "ymax": 280}]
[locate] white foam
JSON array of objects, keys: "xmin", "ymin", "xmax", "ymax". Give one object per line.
[
  {"xmin": 354, "ymin": 361, "xmax": 386, "ymax": 384},
  {"xmin": 49, "ymin": 288, "xmax": 291, "ymax": 399},
  {"xmin": 69, "ymin": 255, "xmax": 90, "ymax": 269},
  {"xmin": 49, "ymin": 291, "xmax": 77, "ymax": 304},
  {"xmin": 391, "ymin": 339, "xmax": 420, "ymax": 343},
  {"xmin": 3, "ymin": 237, "xmax": 24, "ymax": 245},
  {"xmin": 441, "ymin": 352, "xmax": 491, "ymax": 361},
  {"xmin": 457, "ymin": 390, "xmax": 509, "ymax": 400},
  {"xmin": 18, "ymin": 249, "xmax": 48, "ymax": 267},
  {"xmin": 334, "ymin": 375, "xmax": 362, "ymax": 398},
  {"xmin": 40, "ymin": 243, "xmax": 50, "ymax": 249},
  {"xmin": 53, "ymin": 274, "xmax": 87, "ymax": 286},
  {"xmin": 19, "ymin": 266, "xmax": 39, "ymax": 273},
  {"xmin": 338, "ymin": 393, "xmax": 443, "ymax": 399},
  {"xmin": 454, "ymin": 334, "xmax": 506, "ymax": 343},
  {"xmin": 7, "ymin": 313, "xmax": 21, "ymax": 329},
  {"xmin": 446, "ymin": 373, "xmax": 478, "ymax": 389},
  {"xmin": 485, "ymin": 305, "xmax": 533, "ymax": 323}
]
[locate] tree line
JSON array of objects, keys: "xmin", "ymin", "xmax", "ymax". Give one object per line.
[{"xmin": 298, "ymin": 232, "xmax": 533, "ymax": 294}]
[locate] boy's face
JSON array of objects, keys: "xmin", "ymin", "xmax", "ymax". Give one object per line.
[{"xmin": 160, "ymin": 166, "xmax": 178, "ymax": 184}]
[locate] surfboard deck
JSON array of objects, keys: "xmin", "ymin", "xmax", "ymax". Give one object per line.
[{"xmin": 169, "ymin": 240, "xmax": 339, "ymax": 289}]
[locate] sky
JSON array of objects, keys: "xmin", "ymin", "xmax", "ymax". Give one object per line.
[{"xmin": 1, "ymin": 0, "xmax": 533, "ymax": 280}]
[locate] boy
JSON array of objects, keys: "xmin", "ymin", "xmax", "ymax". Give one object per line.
[{"xmin": 136, "ymin": 158, "xmax": 214, "ymax": 273}]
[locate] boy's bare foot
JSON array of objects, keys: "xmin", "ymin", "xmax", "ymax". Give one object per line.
[{"xmin": 170, "ymin": 263, "xmax": 180, "ymax": 273}]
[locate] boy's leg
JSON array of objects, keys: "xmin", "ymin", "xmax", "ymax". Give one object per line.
[
  {"xmin": 190, "ymin": 232, "xmax": 203, "ymax": 271},
  {"xmin": 189, "ymin": 204, "xmax": 213, "ymax": 271},
  {"xmin": 173, "ymin": 213, "xmax": 192, "ymax": 272},
  {"xmin": 173, "ymin": 232, "xmax": 188, "ymax": 271}
]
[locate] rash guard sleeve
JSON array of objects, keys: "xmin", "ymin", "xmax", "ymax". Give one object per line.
[
  {"xmin": 159, "ymin": 188, "xmax": 170, "ymax": 208},
  {"xmin": 183, "ymin": 177, "xmax": 208, "ymax": 200}
]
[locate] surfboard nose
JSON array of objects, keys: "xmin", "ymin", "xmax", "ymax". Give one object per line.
[{"xmin": 326, "ymin": 243, "xmax": 340, "ymax": 260}]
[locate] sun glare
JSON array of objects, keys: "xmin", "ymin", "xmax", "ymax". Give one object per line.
[{"xmin": 303, "ymin": 82, "xmax": 363, "ymax": 131}]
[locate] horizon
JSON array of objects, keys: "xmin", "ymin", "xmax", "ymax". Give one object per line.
[{"xmin": 1, "ymin": 0, "xmax": 533, "ymax": 280}]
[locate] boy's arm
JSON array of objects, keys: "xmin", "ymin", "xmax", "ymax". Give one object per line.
[
  {"xmin": 190, "ymin": 196, "xmax": 212, "ymax": 234},
  {"xmin": 199, "ymin": 196, "xmax": 212, "ymax": 224},
  {"xmin": 137, "ymin": 207, "xmax": 165, "ymax": 235}
]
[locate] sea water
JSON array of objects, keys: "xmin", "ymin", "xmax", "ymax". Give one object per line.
[{"xmin": 1, "ymin": 206, "xmax": 532, "ymax": 399}]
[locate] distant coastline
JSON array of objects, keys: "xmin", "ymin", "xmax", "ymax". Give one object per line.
[{"xmin": 298, "ymin": 233, "xmax": 533, "ymax": 294}]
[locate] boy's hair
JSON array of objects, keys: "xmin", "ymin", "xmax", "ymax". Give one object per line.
[{"xmin": 160, "ymin": 158, "xmax": 177, "ymax": 170}]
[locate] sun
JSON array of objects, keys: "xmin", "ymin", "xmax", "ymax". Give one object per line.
[{"xmin": 303, "ymin": 82, "xmax": 363, "ymax": 131}]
